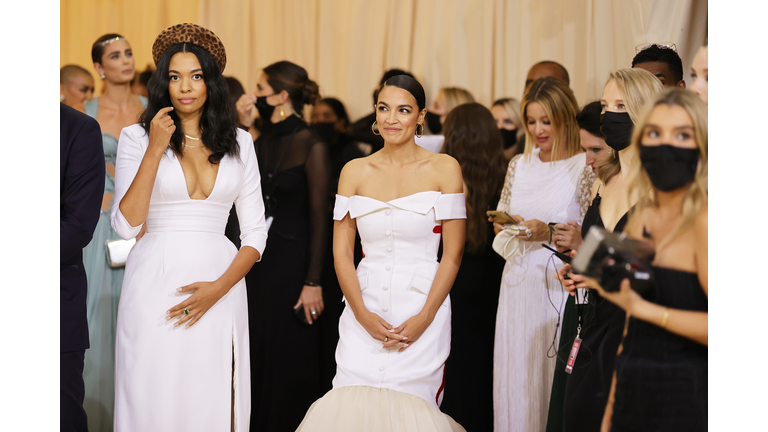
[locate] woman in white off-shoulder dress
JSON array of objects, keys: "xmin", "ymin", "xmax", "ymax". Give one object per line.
[
  {"xmin": 491, "ymin": 77, "xmax": 595, "ymax": 432},
  {"xmin": 297, "ymin": 75, "xmax": 466, "ymax": 431},
  {"xmin": 111, "ymin": 25, "xmax": 267, "ymax": 431}
]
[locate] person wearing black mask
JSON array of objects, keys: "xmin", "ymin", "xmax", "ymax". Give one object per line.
[
  {"xmin": 348, "ymin": 69, "xmax": 415, "ymax": 153},
  {"xmin": 243, "ymin": 60, "xmax": 332, "ymax": 432},
  {"xmin": 561, "ymin": 88, "xmax": 708, "ymax": 431},
  {"xmin": 491, "ymin": 98, "xmax": 524, "ymax": 160},
  {"xmin": 544, "ymin": 68, "xmax": 663, "ymax": 432}
]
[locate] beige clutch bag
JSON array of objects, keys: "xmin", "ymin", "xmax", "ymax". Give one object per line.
[{"xmin": 105, "ymin": 238, "xmax": 136, "ymax": 268}]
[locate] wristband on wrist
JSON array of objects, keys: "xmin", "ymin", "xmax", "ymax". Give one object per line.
[{"xmin": 304, "ymin": 280, "xmax": 320, "ymax": 287}]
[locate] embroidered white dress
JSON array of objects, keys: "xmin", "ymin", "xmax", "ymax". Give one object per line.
[
  {"xmin": 110, "ymin": 124, "xmax": 268, "ymax": 431},
  {"xmin": 493, "ymin": 149, "xmax": 594, "ymax": 432},
  {"xmin": 296, "ymin": 191, "xmax": 466, "ymax": 432}
]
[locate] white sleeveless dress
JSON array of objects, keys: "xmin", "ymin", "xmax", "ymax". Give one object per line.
[
  {"xmin": 296, "ymin": 191, "xmax": 466, "ymax": 432},
  {"xmin": 110, "ymin": 124, "xmax": 268, "ymax": 431},
  {"xmin": 493, "ymin": 149, "xmax": 594, "ymax": 432}
]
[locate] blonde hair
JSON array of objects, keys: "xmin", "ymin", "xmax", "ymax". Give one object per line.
[
  {"xmin": 597, "ymin": 68, "xmax": 664, "ymax": 183},
  {"xmin": 441, "ymin": 87, "xmax": 475, "ymax": 114},
  {"xmin": 520, "ymin": 77, "xmax": 581, "ymax": 161},
  {"xmin": 625, "ymin": 88, "xmax": 708, "ymax": 250},
  {"xmin": 493, "ymin": 97, "xmax": 525, "ymax": 144}
]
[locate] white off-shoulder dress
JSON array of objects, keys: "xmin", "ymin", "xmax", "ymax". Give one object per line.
[
  {"xmin": 110, "ymin": 125, "xmax": 268, "ymax": 431},
  {"xmin": 297, "ymin": 191, "xmax": 466, "ymax": 432}
]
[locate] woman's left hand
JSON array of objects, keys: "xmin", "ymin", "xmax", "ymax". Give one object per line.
[
  {"xmin": 521, "ymin": 219, "xmax": 550, "ymax": 242},
  {"xmin": 294, "ymin": 285, "xmax": 324, "ymax": 325},
  {"xmin": 167, "ymin": 281, "xmax": 228, "ymax": 328},
  {"xmin": 385, "ymin": 312, "xmax": 433, "ymax": 352},
  {"xmin": 591, "ymin": 277, "xmax": 644, "ymax": 315}
]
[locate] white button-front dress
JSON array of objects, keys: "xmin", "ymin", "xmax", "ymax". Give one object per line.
[{"xmin": 297, "ymin": 191, "xmax": 467, "ymax": 432}]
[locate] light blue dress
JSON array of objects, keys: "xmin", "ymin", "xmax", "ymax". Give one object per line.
[{"xmin": 82, "ymin": 96, "xmax": 146, "ymax": 432}]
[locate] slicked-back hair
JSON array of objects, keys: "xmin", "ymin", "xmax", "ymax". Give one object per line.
[
  {"xmin": 140, "ymin": 43, "xmax": 239, "ymax": 164},
  {"xmin": 378, "ymin": 75, "xmax": 426, "ymax": 111}
]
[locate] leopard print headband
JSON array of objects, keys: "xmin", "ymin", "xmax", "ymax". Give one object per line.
[{"xmin": 152, "ymin": 23, "xmax": 227, "ymax": 73}]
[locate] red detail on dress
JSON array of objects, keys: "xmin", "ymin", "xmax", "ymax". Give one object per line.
[
  {"xmin": 432, "ymin": 225, "xmax": 442, "ymax": 234},
  {"xmin": 361, "ymin": 249, "xmax": 365, "ymax": 258}
]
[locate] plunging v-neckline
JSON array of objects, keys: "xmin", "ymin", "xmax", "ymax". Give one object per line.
[{"xmin": 174, "ymin": 152, "xmax": 221, "ymax": 201}]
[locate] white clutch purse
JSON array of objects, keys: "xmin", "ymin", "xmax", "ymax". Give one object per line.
[{"xmin": 105, "ymin": 238, "xmax": 136, "ymax": 268}]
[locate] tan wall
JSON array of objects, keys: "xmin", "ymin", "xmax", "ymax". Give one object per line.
[{"xmin": 61, "ymin": 0, "xmax": 707, "ymax": 121}]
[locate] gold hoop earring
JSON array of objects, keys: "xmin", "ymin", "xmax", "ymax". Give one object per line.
[
  {"xmin": 371, "ymin": 121, "xmax": 381, "ymax": 136},
  {"xmin": 415, "ymin": 124, "xmax": 423, "ymax": 138},
  {"xmin": 280, "ymin": 105, "xmax": 286, "ymax": 120}
]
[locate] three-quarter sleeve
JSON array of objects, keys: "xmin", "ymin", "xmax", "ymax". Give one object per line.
[
  {"xmin": 434, "ymin": 193, "xmax": 467, "ymax": 220},
  {"xmin": 304, "ymin": 139, "xmax": 331, "ymax": 285},
  {"xmin": 233, "ymin": 130, "xmax": 268, "ymax": 258},
  {"xmin": 111, "ymin": 125, "xmax": 148, "ymax": 240}
]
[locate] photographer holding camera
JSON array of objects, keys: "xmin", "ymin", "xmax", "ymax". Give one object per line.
[{"xmin": 559, "ymin": 88, "xmax": 707, "ymax": 431}]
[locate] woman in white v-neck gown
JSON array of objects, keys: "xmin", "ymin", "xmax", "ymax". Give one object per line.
[
  {"xmin": 297, "ymin": 75, "xmax": 466, "ymax": 432},
  {"xmin": 110, "ymin": 25, "xmax": 267, "ymax": 431}
]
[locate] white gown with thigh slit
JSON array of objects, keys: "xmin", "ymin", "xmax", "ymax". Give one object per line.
[
  {"xmin": 111, "ymin": 124, "xmax": 268, "ymax": 432},
  {"xmin": 296, "ymin": 191, "xmax": 467, "ymax": 432}
]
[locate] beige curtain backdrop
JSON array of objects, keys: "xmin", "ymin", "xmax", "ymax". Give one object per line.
[{"xmin": 61, "ymin": 0, "xmax": 706, "ymax": 120}]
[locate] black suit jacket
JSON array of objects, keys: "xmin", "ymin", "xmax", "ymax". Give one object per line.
[{"xmin": 60, "ymin": 103, "xmax": 105, "ymax": 353}]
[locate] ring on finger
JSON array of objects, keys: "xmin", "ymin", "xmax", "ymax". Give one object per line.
[
  {"xmin": 183, "ymin": 308, "xmax": 189, "ymax": 315},
  {"xmin": 311, "ymin": 310, "xmax": 317, "ymax": 315},
  {"xmin": 384, "ymin": 337, "xmax": 388, "ymax": 342}
]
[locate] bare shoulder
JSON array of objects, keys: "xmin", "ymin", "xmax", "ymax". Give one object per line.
[
  {"xmin": 430, "ymin": 153, "xmax": 463, "ymax": 193},
  {"xmin": 338, "ymin": 156, "xmax": 373, "ymax": 196},
  {"xmin": 694, "ymin": 199, "xmax": 708, "ymax": 237}
]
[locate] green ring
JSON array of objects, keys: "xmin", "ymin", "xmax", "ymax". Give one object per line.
[{"xmin": 183, "ymin": 308, "xmax": 189, "ymax": 315}]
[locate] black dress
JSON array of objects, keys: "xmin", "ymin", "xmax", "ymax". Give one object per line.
[
  {"xmin": 245, "ymin": 115, "xmax": 331, "ymax": 432},
  {"xmin": 440, "ymin": 194, "xmax": 506, "ymax": 432},
  {"xmin": 610, "ymin": 267, "xmax": 707, "ymax": 431},
  {"xmin": 316, "ymin": 131, "xmax": 365, "ymax": 391},
  {"xmin": 547, "ymin": 191, "xmax": 629, "ymax": 432}
]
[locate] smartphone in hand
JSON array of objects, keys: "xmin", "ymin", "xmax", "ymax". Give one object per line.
[{"xmin": 487, "ymin": 210, "xmax": 520, "ymax": 225}]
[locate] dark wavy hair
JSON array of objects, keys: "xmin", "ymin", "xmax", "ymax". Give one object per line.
[
  {"xmin": 140, "ymin": 43, "xmax": 239, "ymax": 164},
  {"xmin": 91, "ymin": 33, "xmax": 126, "ymax": 64},
  {"xmin": 442, "ymin": 102, "xmax": 506, "ymax": 254},
  {"xmin": 377, "ymin": 75, "xmax": 426, "ymax": 111},
  {"xmin": 263, "ymin": 61, "xmax": 321, "ymax": 116}
]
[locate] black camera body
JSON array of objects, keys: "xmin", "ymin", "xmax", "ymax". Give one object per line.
[{"xmin": 572, "ymin": 226, "xmax": 656, "ymax": 297}]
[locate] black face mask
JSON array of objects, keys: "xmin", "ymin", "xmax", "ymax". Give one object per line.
[
  {"xmin": 425, "ymin": 111, "xmax": 442, "ymax": 134},
  {"xmin": 256, "ymin": 94, "xmax": 277, "ymax": 123},
  {"xmin": 640, "ymin": 144, "xmax": 699, "ymax": 192},
  {"xmin": 312, "ymin": 122, "xmax": 339, "ymax": 145},
  {"xmin": 601, "ymin": 111, "xmax": 633, "ymax": 151},
  {"xmin": 499, "ymin": 129, "xmax": 518, "ymax": 149}
]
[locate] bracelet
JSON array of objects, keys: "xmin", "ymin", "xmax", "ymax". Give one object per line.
[
  {"xmin": 660, "ymin": 308, "xmax": 670, "ymax": 328},
  {"xmin": 304, "ymin": 280, "xmax": 320, "ymax": 287}
]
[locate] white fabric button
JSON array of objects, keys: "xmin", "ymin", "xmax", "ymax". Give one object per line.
[
  {"xmin": 383, "ymin": 306, "xmax": 388, "ymax": 312},
  {"xmin": 379, "ymin": 366, "xmax": 385, "ymax": 371},
  {"xmin": 385, "ymin": 265, "xmax": 391, "ymax": 271},
  {"xmin": 385, "ymin": 209, "xmax": 391, "ymax": 215},
  {"xmin": 385, "ymin": 230, "xmax": 391, "ymax": 236},
  {"xmin": 387, "ymin": 247, "xmax": 392, "ymax": 252},
  {"xmin": 383, "ymin": 286, "xmax": 389, "ymax": 291}
]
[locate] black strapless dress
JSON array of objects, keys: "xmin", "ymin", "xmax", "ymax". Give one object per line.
[{"xmin": 610, "ymin": 267, "xmax": 708, "ymax": 431}]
